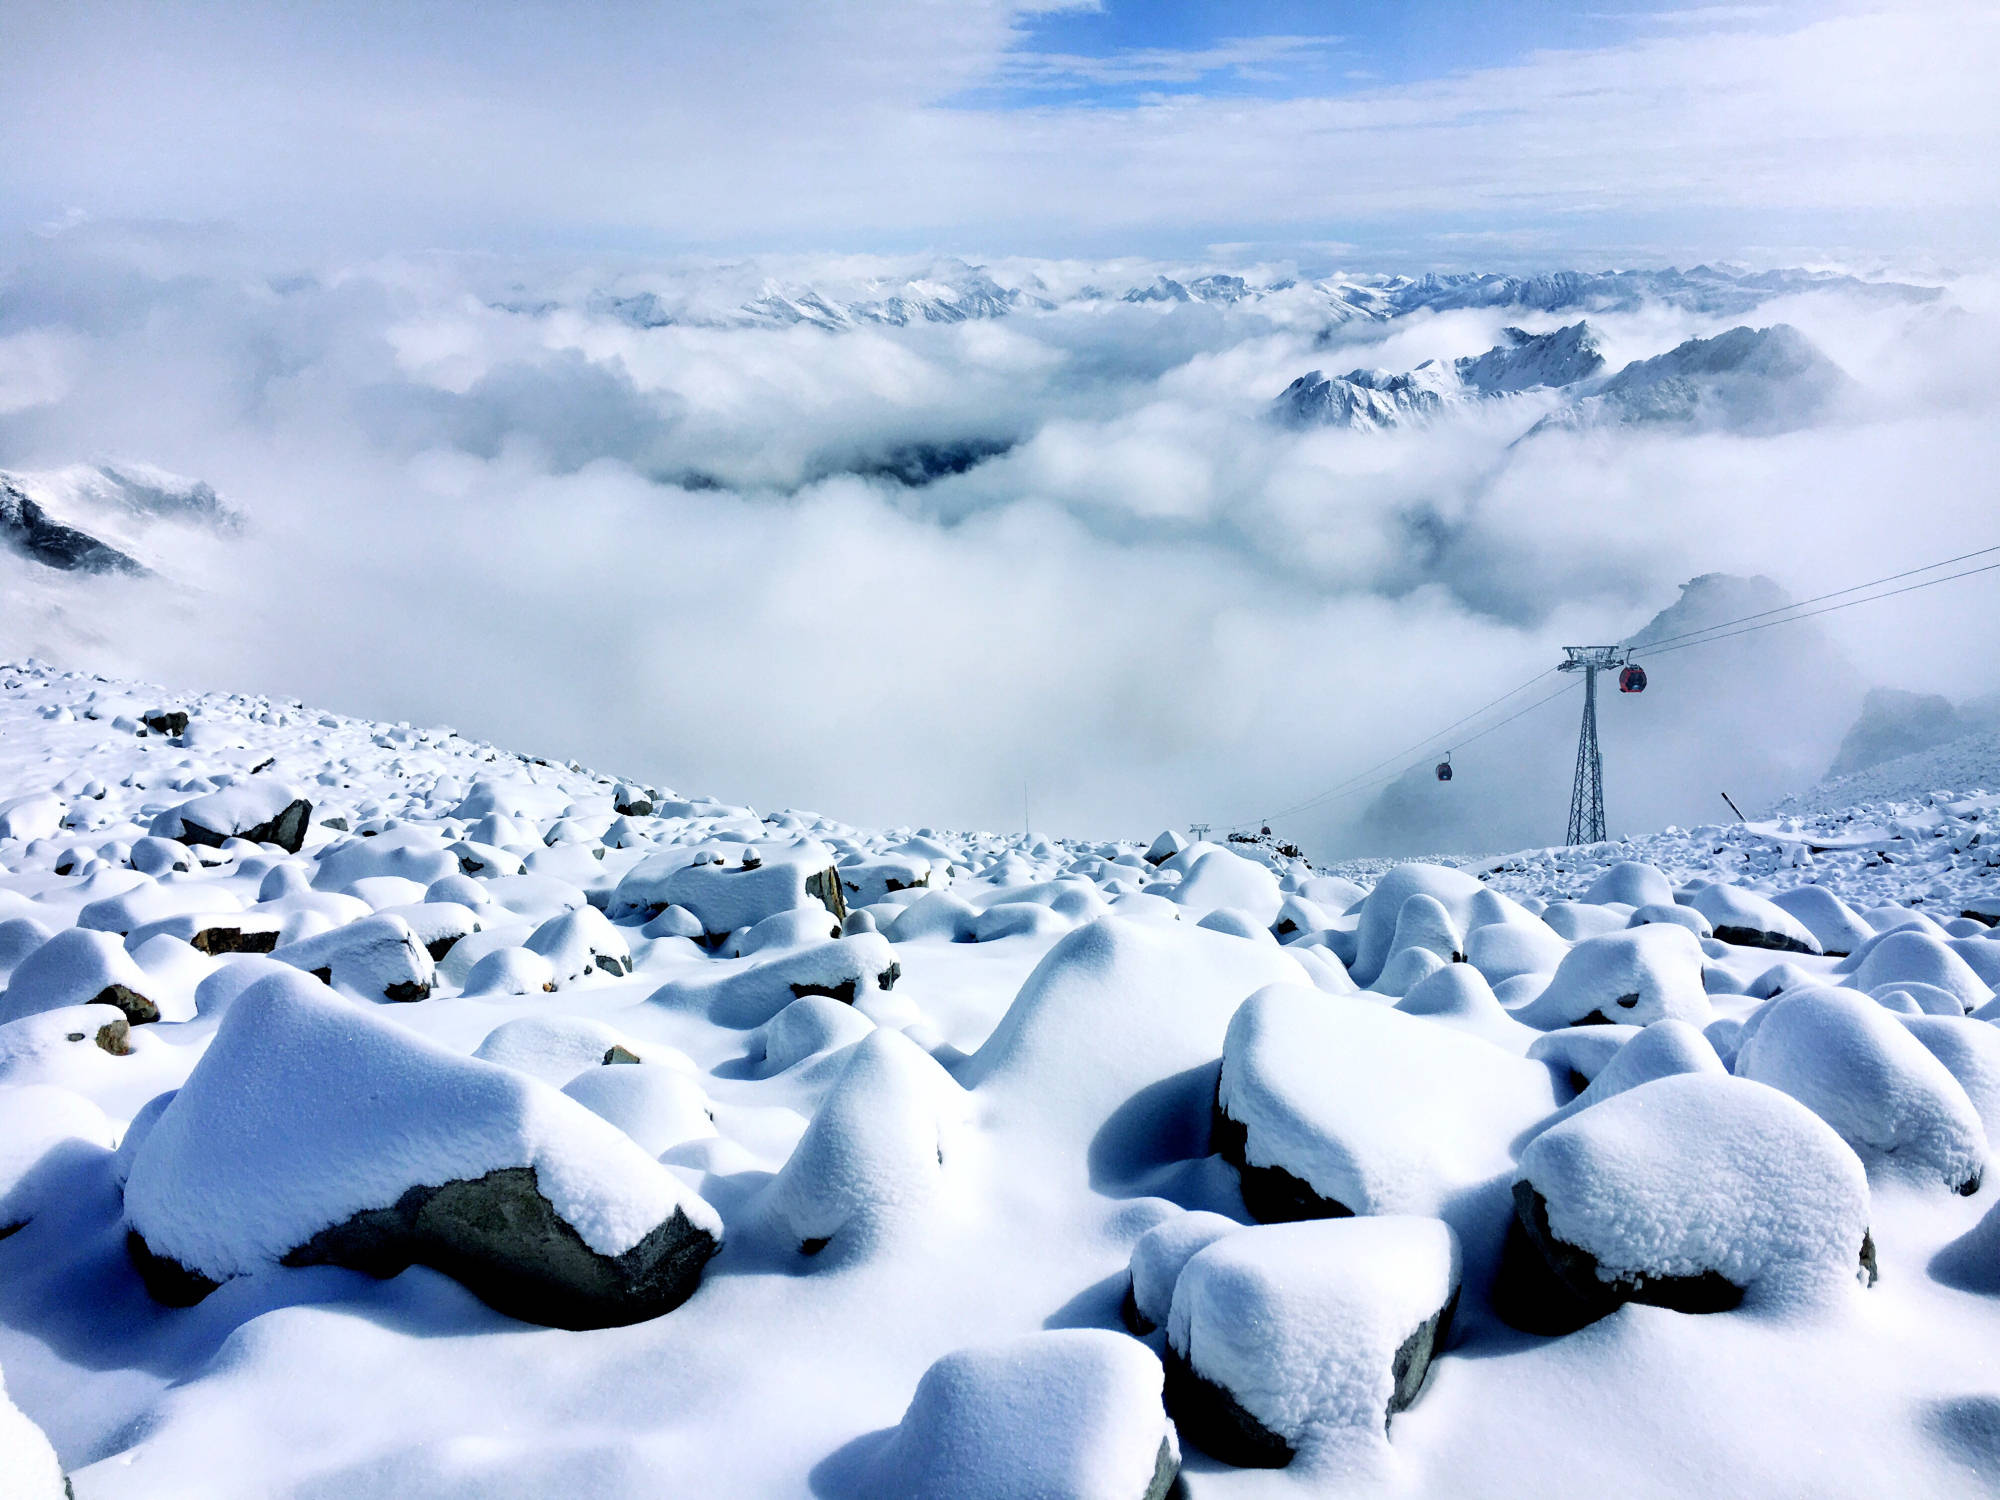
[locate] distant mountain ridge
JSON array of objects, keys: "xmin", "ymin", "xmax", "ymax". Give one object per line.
[
  {"xmin": 1277, "ymin": 323, "xmax": 1849, "ymax": 437},
  {"xmin": 497, "ymin": 261, "xmax": 1938, "ymax": 335},
  {"xmin": 1274, "ymin": 321, "xmax": 1607, "ymax": 430}
]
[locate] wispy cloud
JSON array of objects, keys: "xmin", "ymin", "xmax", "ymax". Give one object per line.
[{"xmin": 995, "ymin": 34, "xmax": 1342, "ymax": 92}]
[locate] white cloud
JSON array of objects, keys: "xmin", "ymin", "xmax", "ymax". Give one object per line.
[{"xmin": 0, "ymin": 3, "xmax": 1992, "ymax": 259}]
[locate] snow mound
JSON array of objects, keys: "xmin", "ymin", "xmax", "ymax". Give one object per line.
[
  {"xmin": 752, "ymin": 994, "xmax": 876, "ymax": 1076},
  {"xmin": 1841, "ymin": 931, "xmax": 1992, "ymax": 1011},
  {"xmin": 837, "ymin": 1330, "xmax": 1178, "ymax": 1500},
  {"xmin": 0, "ymin": 1363, "xmax": 67, "ymax": 1499},
  {"xmin": 762, "ymin": 1029, "xmax": 967, "ymax": 1260},
  {"xmin": 962, "ymin": 917, "xmax": 1307, "ymax": 1149},
  {"xmin": 1512, "ymin": 924, "xmax": 1711, "ymax": 1029},
  {"xmin": 1502, "ymin": 1073, "xmax": 1872, "ymax": 1332},
  {"xmin": 472, "ymin": 1014, "xmax": 659, "ymax": 1087},
  {"xmin": 1349, "ymin": 865, "xmax": 1488, "ymax": 986},
  {"xmin": 1166, "ymin": 1217, "xmax": 1460, "ymax": 1464},
  {"xmin": 1734, "ymin": 987, "xmax": 1986, "ymax": 1192}
]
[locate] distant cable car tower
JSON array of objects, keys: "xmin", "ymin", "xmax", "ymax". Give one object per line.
[{"xmin": 1557, "ymin": 646, "xmax": 1643, "ymax": 845}]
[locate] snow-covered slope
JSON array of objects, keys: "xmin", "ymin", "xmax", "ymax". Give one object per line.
[
  {"xmin": 1273, "ymin": 322, "xmax": 1603, "ymax": 430},
  {"xmin": 3, "ymin": 659, "xmax": 2000, "ymax": 1497},
  {"xmin": 1528, "ymin": 324, "xmax": 1852, "ymax": 436},
  {"xmin": 0, "ymin": 465, "xmax": 238, "ymax": 578}
]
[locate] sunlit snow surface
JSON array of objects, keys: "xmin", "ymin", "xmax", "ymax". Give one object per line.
[{"xmin": 3, "ymin": 658, "xmax": 2000, "ymax": 1497}]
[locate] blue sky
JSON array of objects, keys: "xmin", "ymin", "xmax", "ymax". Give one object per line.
[{"xmin": 984, "ymin": 1, "xmax": 1804, "ymax": 104}]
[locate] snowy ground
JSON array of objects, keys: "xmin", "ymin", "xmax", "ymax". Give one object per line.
[{"xmin": 4, "ymin": 659, "xmax": 2000, "ymax": 1498}]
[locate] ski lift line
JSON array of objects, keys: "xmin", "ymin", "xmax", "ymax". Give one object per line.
[
  {"xmin": 1641, "ymin": 559, "xmax": 2000, "ymax": 659},
  {"xmin": 1294, "ymin": 561, "xmax": 1994, "ymax": 826},
  {"xmin": 1218, "ymin": 665, "xmax": 1562, "ymax": 829},
  {"xmin": 1214, "ymin": 546, "xmax": 1998, "ymax": 837},
  {"xmin": 1289, "ymin": 679, "xmax": 1584, "ymax": 816},
  {"xmin": 1631, "ymin": 542, "xmax": 2000, "ymax": 654},
  {"xmin": 1225, "ymin": 677, "xmax": 1585, "ymax": 831}
]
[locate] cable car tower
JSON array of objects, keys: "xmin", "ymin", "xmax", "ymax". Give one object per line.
[{"xmin": 1558, "ymin": 646, "xmax": 1646, "ymax": 844}]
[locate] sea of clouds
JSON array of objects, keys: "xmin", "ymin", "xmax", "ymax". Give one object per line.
[{"xmin": 2, "ymin": 225, "xmax": 1997, "ymax": 858}]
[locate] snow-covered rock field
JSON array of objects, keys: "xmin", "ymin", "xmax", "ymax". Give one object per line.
[{"xmin": 5, "ymin": 657, "xmax": 2000, "ymax": 1497}]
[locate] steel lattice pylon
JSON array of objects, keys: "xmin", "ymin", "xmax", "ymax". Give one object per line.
[{"xmin": 1558, "ymin": 646, "xmax": 1630, "ymax": 845}]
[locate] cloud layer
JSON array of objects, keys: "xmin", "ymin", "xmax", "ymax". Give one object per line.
[
  {"xmin": 4, "ymin": 3, "xmax": 1996, "ymax": 261},
  {"xmin": 3, "ymin": 234, "xmax": 1996, "ymax": 857}
]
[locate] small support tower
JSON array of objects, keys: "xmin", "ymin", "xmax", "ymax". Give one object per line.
[{"xmin": 1557, "ymin": 646, "xmax": 1631, "ymax": 845}]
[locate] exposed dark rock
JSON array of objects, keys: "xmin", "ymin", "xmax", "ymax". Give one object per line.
[
  {"xmin": 804, "ymin": 866, "xmax": 849, "ymax": 923},
  {"xmin": 130, "ymin": 1166, "xmax": 719, "ymax": 1329},
  {"xmin": 613, "ymin": 795, "xmax": 653, "ymax": 817},
  {"xmin": 191, "ymin": 926, "xmax": 280, "ymax": 956},
  {"xmin": 1494, "ymin": 1179, "xmax": 1743, "ymax": 1335},
  {"xmin": 603, "ymin": 1044, "xmax": 641, "ymax": 1065},
  {"xmin": 382, "ymin": 980, "xmax": 431, "ymax": 1003},
  {"xmin": 0, "ymin": 480, "xmax": 148, "ymax": 575},
  {"xmin": 179, "ymin": 796, "xmax": 312, "ymax": 854},
  {"xmin": 1164, "ymin": 1346, "xmax": 1294, "ymax": 1468},
  {"xmin": 1210, "ymin": 1085, "xmax": 1353, "ymax": 1223},
  {"xmin": 142, "ymin": 711, "xmax": 189, "ymax": 738},
  {"xmin": 95, "ymin": 1017, "xmax": 132, "ymax": 1055},
  {"xmin": 90, "ymin": 983, "xmax": 159, "ymax": 1026},
  {"xmin": 1709, "ymin": 924, "xmax": 1818, "ymax": 954}
]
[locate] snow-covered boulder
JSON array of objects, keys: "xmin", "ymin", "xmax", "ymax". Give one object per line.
[
  {"xmin": 836, "ymin": 1331, "xmax": 1179, "ymax": 1500},
  {"xmin": 525, "ymin": 906, "xmax": 632, "ymax": 985},
  {"xmin": 1771, "ymin": 886, "xmax": 1873, "ymax": 957},
  {"xmin": 1511, "ymin": 925, "xmax": 1711, "ymax": 1030},
  {"xmin": 761, "ymin": 1029, "xmax": 967, "ymax": 1259},
  {"xmin": 1734, "ymin": 987, "xmax": 1985, "ymax": 1192},
  {"xmin": 272, "ymin": 913, "xmax": 435, "ymax": 1002},
  {"xmin": 1498, "ymin": 1074, "xmax": 1873, "ymax": 1334},
  {"xmin": 611, "ymin": 845, "xmax": 845, "ymax": 934},
  {"xmin": 1689, "ymin": 884, "xmax": 1822, "ymax": 954},
  {"xmin": 123, "ymin": 973, "xmax": 721, "ymax": 1327},
  {"xmin": 651, "ymin": 934, "xmax": 902, "ymax": 1028},
  {"xmin": 836, "ymin": 854, "xmax": 933, "ymax": 908},
  {"xmin": 150, "ymin": 783, "xmax": 312, "ymax": 854},
  {"xmin": 0, "ymin": 927, "xmax": 163, "ymax": 1024},
  {"xmin": 0, "ymin": 792, "xmax": 65, "ymax": 844},
  {"xmin": 1144, "ymin": 830, "xmax": 1187, "ymax": 865},
  {"xmin": 312, "ymin": 826, "xmax": 458, "ymax": 893},
  {"xmin": 1165, "ymin": 1217, "xmax": 1460, "ymax": 1465},
  {"xmin": 1214, "ymin": 986, "xmax": 1559, "ymax": 1262},
  {"xmin": 461, "ymin": 946, "xmax": 558, "ymax": 997},
  {"xmin": 1125, "ymin": 1210, "xmax": 1243, "ymax": 1334},
  {"xmin": 1367, "ymin": 945, "xmax": 1448, "ymax": 998}
]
